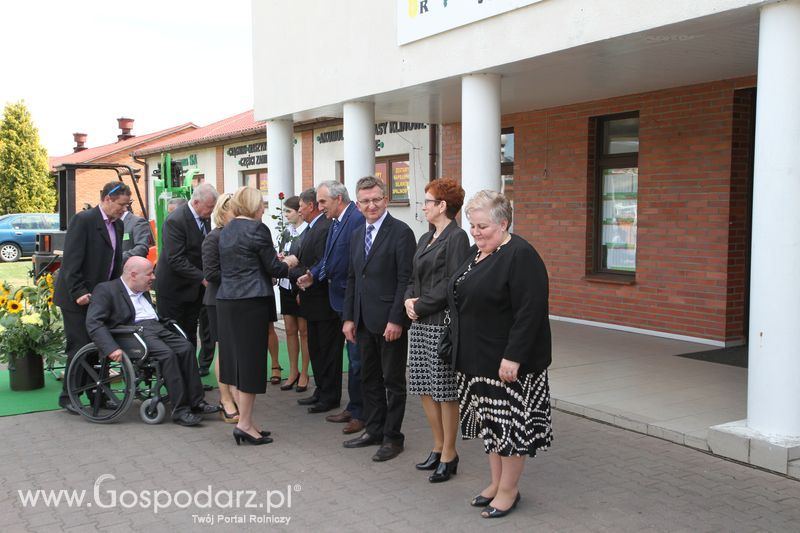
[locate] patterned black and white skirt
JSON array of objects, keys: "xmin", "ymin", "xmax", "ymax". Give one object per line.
[
  {"xmin": 457, "ymin": 370, "xmax": 553, "ymax": 457},
  {"xmin": 408, "ymin": 322, "xmax": 459, "ymax": 402}
]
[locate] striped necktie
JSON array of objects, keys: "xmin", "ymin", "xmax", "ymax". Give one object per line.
[{"xmin": 364, "ymin": 224, "xmax": 375, "ymax": 258}]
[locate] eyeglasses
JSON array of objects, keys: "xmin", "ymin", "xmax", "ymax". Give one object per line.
[
  {"xmin": 357, "ymin": 197, "xmax": 385, "ymax": 207},
  {"xmin": 423, "ymin": 199, "xmax": 441, "ymax": 205}
]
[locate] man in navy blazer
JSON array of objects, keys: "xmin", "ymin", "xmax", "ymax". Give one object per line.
[
  {"xmin": 341, "ymin": 176, "xmax": 415, "ymax": 462},
  {"xmin": 55, "ymin": 181, "xmax": 131, "ymax": 413},
  {"xmin": 297, "ymin": 180, "xmax": 366, "ymax": 434}
]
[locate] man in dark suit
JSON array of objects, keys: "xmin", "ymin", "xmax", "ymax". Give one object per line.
[
  {"xmin": 121, "ymin": 208, "xmax": 153, "ymax": 262},
  {"xmin": 341, "ymin": 176, "xmax": 415, "ymax": 462},
  {"xmin": 154, "ymin": 183, "xmax": 218, "ymax": 375},
  {"xmin": 289, "ymin": 188, "xmax": 340, "ymax": 413},
  {"xmin": 55, "ymin": 181, "xmax": 131, "ymax": 413},
  {"xmin": 298, "ymin": 179, "xmax": 366, "ymax": 435},
  {"xmin": 86, "ymin": 257, "xmax": 219, "ymax": 426}
]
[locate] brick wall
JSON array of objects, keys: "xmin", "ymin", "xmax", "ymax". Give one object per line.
[
  {"xmin": 215, "ymin": 146, "xmax": 225, "ymax": 193},
  {"xmin": 72, "ymin": 130, "xmax": 191, "ymax": 218},
  {"xmin": 301, "ymin": 130, "xmax": 314, "ymax": 190},
  {"xmin": 441, "ymin": 77, "xmax": 756, "ymax": 342}
]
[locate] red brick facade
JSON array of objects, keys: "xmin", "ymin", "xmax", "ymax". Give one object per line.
[
  {"xmin": 441, "ymin": 77, "xmax": 757, "ymax": 342},
  {"xmin": 301, "ymin": 130, "xmax": 314, "ymax": 190}
]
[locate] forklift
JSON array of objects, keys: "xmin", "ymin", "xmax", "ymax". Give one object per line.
[{"xmin": 151, "ymin": 152, "xmax": 203, "ymax": 253}]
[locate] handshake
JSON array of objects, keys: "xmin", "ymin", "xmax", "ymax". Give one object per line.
[{"xmin": 278, "ymin": 253, "xmax": 300, "ymax": 269}]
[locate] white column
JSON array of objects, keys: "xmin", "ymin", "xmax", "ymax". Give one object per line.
[
  {"xmin": 747, "ymin": 0, "xmax": 800, "ymax": 437},
  {"xmin": 343, "ymin": 101, "xmax": 375, "ymax": 195},
  {"xmin": 461, "ymin": 73, "xmax": 501, "ymax": 207},
  {"xmin": 266, "ymin": 119, "xmax": 295, "ymax": 232}
]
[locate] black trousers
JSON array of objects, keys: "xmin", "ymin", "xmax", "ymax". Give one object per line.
[
  {"xmin": 156, "ymin": 294, "xmax": 202, "ymax": 356},
  {"xmin": 138, "ymin": 320, "xmax": 204, "ymax": 418},
  {"xmin": 357, "ymin": 325, "xmax": 408, "ymax": 445},
  {"xmin": 197, "ymin": 305, "xmax": 215, "ymax": 370},
  {"xmin": 307, "ymin": 318, "xmax": 345, "ymax": 408},
  {"xmin": 58, "ymin": 307, "xmax": 92, "ymax": 406}
]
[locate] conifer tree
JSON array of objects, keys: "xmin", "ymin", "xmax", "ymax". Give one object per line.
[{"xmin": 0, "ymin": 101, "xmax": 56, "ymax": 214}]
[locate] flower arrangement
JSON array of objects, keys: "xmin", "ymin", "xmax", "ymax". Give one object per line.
[
  {"xmin": 270, "ymin": 191, "xmax": 298, "ymax": 252},
  {"xmin": 0, "ymin": 274, "xmax": 65, "ymax": 367}
]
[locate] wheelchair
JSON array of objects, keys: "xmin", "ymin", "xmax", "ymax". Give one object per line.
[{"xmin": 64, "ymin": 321, "xmax": 188, "ymax": 424}]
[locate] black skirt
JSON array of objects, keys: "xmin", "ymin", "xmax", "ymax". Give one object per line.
[
  {"xmin": 217, "ymin": 296, "xmax": 275, "ymax": 394},
  {"xmin": 279, "ymin": 286, "xmax": 301, "ymax": 317},
  {"xmin": 458, "ymin": 370, "xmax": 553, "ymax": 457}
]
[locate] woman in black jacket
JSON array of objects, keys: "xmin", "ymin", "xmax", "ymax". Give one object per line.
[
  {"xmin": 448, "ymin": 190, "xmax": 553, "ymax": 519},
  {"xmin": 201, "ymin": 193, "xmax": 237, "ymax": 422},
  {"xmin": 404, "ymin": 178, "xmax": 470, "ymax": 483},
  {"xmin": 217, "ymin": 187, "xmax": 298, "ymax": 445}
]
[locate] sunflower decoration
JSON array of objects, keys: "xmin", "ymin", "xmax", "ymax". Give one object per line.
[
  {"xmin": 7, "ymin": 299, "xmax": 23, "ymax": 314},
  {"xmin": 14, "ymin": 289, "xmax": 24, "ymax": 301},
  {"xmin": 0, "ymin": 295, "xmax": 6, "ymax": 307},
  {"xmin": 47, "ymin": 294, "xmax": 54, "ymax": 306},
  {"xmin": 45, "ymin": 273, "xmax": 54, "ymax": 287}
]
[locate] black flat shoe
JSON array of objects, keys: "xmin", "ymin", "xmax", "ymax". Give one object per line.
[
  {"xmin": 429, "ymin": 455, "xmax": 458, "ymax": 483},
  {"xmin": 481, "ymin": 492, "xmax": 520, "ymax": 519},
  {"xmin": 470, "ymin": 494, "xmax": 493, "ymax": 507},
  {"xmin": 280, "ymin": 375, "xmax": 300, "ymax": 391},
  {"xmin": 233, "ymin": 428, "xmax": 273, "ymax": 445},
  {"xmin": 415, "ymin": 451, "xmax": 442, "ymax": 470}
]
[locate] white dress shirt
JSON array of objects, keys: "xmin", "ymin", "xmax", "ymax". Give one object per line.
[{"xmin": 121, "ymin": 279, "xmax": 159, "ymax": 322}]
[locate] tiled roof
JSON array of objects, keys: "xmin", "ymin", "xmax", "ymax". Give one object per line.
[
  {"xmin": 133, "ymin": 110, "xmax": 265, "ymax": 156},
  {"xmin": 49, "ymin": 123, "xmax": 197, "ymax": 170}
]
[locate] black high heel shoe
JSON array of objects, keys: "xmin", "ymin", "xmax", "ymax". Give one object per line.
[
  {"xmin": 280, "ymin": 375, "xmax": 300, "ymax": 391},
  {"xmin": 429, "ymin": 455, "xmax": 458, "ymax": 483},
  {"xmin": 415, "ymin": 451, "xmax": 441, "ymax": 471},
  {"xmin": 481, "ymin": 492, "xmax": 520, "ymax": 519},
  {"xmin": 270, "ymin": 366, "xmax": 283, "ymax": 385},
  {"xmin": 295, "ymin": 376, "xmax": 309, "ymax": 393},
  {"xmin": 233, "ymin": 428, "xmax": 273, "ymax": 445}
]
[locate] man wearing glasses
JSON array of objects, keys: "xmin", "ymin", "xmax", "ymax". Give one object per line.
[
  {"xmin": 55, "ymin": 181, "xmax": 132, "ymax": 414},
  {"xmin": 341, "ymin": 176, "xmax": 415, "ymax": 462}
]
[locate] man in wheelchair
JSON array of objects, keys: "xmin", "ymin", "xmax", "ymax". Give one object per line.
[{"xmin": 85, "ymin": 256, "xmax": 220, "ymax": 426}]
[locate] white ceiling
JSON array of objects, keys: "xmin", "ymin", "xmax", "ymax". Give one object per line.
[{"xmin": 293, "ymin": 5, "xmax": 760, "ymax": 124}]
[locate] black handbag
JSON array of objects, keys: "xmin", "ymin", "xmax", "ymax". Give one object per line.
[{"xmin": 437, "ymin": 309, "xmax": 453, "ymax": 364}]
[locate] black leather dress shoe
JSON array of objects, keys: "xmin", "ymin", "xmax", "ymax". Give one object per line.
[
  {"xmin": 192, "ymin": 402, "xmax": 220, "ymax": 415},
  {"xmin": 372, "ymin": 443, "xmax": 404, "ymax": 462},
  {"xmin": 343, "ymin": 432, "xmax": 382, "ymax": 448},
  {"xmin": 429, "ymin": 455, "xmax": 459, "ymax": 483},
  {"xmin": 198, "ymin": 367, "xmax": 210, "ymax": 377},
  {"xmin": 297, "ymin": 396, "xmax": 319, "ymax": 406},
  {"xmin": 470, "ymin": 494, "xmax": 493, "ymax": 507},
  {"xmin": 174, "ymin": 412, "xmax": 203, "ymax": 427},
  {"xmin": 481, "ymin": 492, "xmax": 521, "ymax": 519},
  {"xmin": 307, "ymin": 403, "xmax": 336, "ymax": 414},
  {"xmin": 102, "ymin": 399, "xmax": 120, "ymax": 410},
  {"xmin": 415, "ymin": 451, "xmax": 441, "ymax": 470}
]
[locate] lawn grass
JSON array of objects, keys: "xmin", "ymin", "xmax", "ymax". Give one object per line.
[{"xmin": 0, "ymin": 260, "xmax": 35, "ymax": 288}]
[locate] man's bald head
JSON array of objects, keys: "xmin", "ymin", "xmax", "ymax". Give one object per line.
[{"xmin": 123, "ymin": 256, "xmax": 155, "ymax": 293}]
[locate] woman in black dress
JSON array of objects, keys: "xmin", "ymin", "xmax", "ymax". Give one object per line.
[
  {"xmin": 448, "ymin": 190, "xmax": 553, "ymax": 518},
  {"xmin": 404, "ymin": 178, "xmax": 470, "ymax": 483},
  {"xmin": 217, "ymin": 187, "xmax": 298, "ymax": 445},
  {"xmin": 201, "ymin": 193, "xmax": 238, "ymax": 422},
  {"xmin": 276, "ymin": 195, "xmax": 310, "ymax": 392}
]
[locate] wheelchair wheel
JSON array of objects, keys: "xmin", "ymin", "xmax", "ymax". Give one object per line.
[
  {"xmin": 65, "ymin": 343, "xmax": 136, "ymax": 423},
  {"xmin": 140, "ymin": 398, "xmax": 167, "ymax": 424}
]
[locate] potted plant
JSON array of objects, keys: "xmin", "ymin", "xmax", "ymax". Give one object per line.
[{"xmin": 0, "ymin": 274, "xmax": 65, "ymax": 391}]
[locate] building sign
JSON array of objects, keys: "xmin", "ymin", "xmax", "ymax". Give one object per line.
[
  {"xmin": 397, "ymin": 0, "xmax": 543, "ymax": 45},
  {"xmin": 391, "ymin": 161, "xmax": 410, "ymax": 201},
  {"xmin": 316, "ymin": 122, "xmax": 427, "ymax": 153},
  {"xmin": 227, "ymin": 141, "xmax": 268, "ymax": 168}
]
